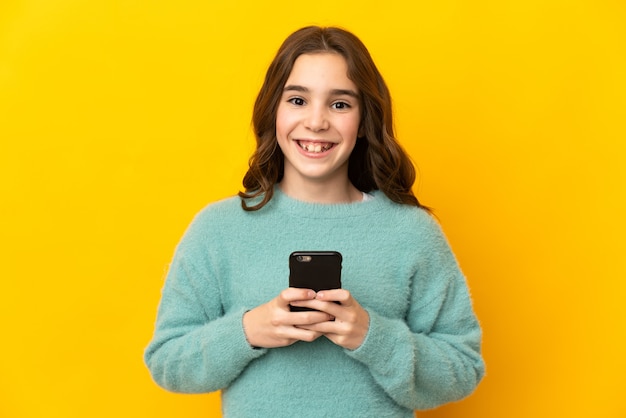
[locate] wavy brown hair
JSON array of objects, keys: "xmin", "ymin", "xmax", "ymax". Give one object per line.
[{"xmin": 239, "ymin": 26, "xmax": 427, "ymax": 211}]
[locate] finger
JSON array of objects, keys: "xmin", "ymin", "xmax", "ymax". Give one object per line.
[
  {"xmin": 315, "ymin": 289, "xmax": 353, "ymax": 306},
  {"xmin": 288, "ymin": 310, "xmax": 335, "ymax": 326},
  {"xmin": 291, "ymin": 299, "xmax": 343, "ymax": 317},
  {"xmin": 301, "ymin": 316, "xmax": 368, "ymax": 350},
  {"xmin": 279, "ymin": 326, "xmax": 324, "ymax": 343},
  {"xmin": 297, "ymin": 321, "xmax": 337, "ymax": 334},
  {"xmin": 279, "ymin": 288, "xmax": 316, "ymax": 305}
]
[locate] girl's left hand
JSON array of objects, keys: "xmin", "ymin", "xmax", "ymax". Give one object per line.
[{"xmin": 290, "ymin": 289, "xmax": 369, "ymax": 350}]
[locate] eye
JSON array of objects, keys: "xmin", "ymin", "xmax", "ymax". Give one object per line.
[
  {"xmin": 287, "ymin": 97, "xmax": 305, "ymax": 106},
  {"xmin": 331, "ymin": 101, "xmax": 351, "ymax": 110}
]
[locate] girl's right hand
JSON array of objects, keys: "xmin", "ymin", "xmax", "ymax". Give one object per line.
[{"xmin": 242, "ymin": 288, "xmax": 334, "ymax": 348}]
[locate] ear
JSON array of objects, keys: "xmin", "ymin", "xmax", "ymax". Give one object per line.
[{"xmin": 358, "ymin": 125, "xmax": 365, "ymax": 138}]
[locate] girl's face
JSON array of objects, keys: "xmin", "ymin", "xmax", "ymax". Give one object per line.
[{"xmin": 276, "ymin": 53, "xmax": 361, "ymax": 193}]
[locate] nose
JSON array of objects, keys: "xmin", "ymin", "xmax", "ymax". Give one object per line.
[{"xmin": 303, "ymin": 104, "xmax": 329, "ymax": 132}]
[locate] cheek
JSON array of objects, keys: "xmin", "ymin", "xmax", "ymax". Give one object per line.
[
  {"xmin": 342, "ymin": 115, "xmax": 361, "ymax": 139},
  {"xmin": 275, "ymin": 108, "xmax": 294, "ymax": 139}
]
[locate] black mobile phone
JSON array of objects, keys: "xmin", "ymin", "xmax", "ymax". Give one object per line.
[{"xmin": 289, "ymin": 251, "xmax": 342, "ymax": 312}]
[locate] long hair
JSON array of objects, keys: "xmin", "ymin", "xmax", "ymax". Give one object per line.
[{"xmin": 239, "ymin": 26, "xmax": 427, "ymax": 211}]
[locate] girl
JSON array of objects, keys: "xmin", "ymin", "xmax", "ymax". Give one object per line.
[{"xmin": 145, "ymin": 26, "xmax": 484, "ymax": 417}]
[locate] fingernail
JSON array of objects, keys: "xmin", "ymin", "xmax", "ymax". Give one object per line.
[{"xmin": 316, "ymin": 292, "xmax": 324, "ymax": 299}]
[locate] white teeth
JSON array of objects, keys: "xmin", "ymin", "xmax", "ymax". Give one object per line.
[{"xmin": 299, "ymin": 142, "xmax": 332, "ymax": 153}]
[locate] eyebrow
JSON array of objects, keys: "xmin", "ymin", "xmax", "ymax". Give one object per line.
[{"xmin": 283, "ymin": 84, "xmax": 359, "ymax": 98}]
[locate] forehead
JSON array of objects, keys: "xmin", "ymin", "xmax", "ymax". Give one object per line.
[{"xmin": 286, "ymin": 53, "xmax": 357, "ymax": 90}]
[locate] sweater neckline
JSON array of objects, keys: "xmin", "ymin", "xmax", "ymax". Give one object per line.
[{"xmin": 266, "ymin": 186, "xmax": 388, "ymax": 219}]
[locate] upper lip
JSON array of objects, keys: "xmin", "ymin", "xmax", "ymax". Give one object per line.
[{"xmin": 294, "ymin": 138, "xmax": 336, "ymax": 143}]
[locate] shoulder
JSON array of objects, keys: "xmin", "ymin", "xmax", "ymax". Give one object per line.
[
  {"xmin": 376, "ymin": 193, "xmax": 439, "ymax": 231},
  {"xmin": 375, "ymin": 194, "xmax": 452, "ymax": 251},
  {"xmin": 174, "ymin": 195, "xmax": 245, "ymax": 249},
  {"xmin": 192, "ymin": 195, "xmax": 243, "ymax": 223}
]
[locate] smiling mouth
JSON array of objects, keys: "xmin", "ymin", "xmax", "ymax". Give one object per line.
[{"xmin": 297, "ymin": 140, "xmax": 335, "ymax": 153}]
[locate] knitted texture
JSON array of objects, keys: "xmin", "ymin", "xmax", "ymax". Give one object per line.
[{"xmin": 145, "ymin": 189, "xmax": 484, "ymax": 417}]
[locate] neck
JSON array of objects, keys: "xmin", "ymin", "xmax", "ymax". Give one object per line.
[{"xmin": 278, "ymin": 177, "xmax": 362, "ymax": 204}]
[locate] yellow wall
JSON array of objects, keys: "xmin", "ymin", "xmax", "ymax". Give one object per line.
[{"xmin": 1, "ymin": 1, "xmax": 624, "ymax": 417}]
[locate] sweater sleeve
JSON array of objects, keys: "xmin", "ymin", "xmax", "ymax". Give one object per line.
[
  {"xmin": 144, "ymin": 217, "xmax": 267, "ymax": 393},
  {"xmin": 344, "ymin": 218, "xmax": 485, "ymax": 410}
]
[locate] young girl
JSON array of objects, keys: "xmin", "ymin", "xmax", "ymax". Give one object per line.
[{"xmin": 145, "ymin": 26, "xmax": 484, "ymax": 417}]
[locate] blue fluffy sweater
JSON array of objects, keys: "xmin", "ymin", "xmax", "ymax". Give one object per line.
[{"xmin": 145, "ymin": 189, "xmax": 484, "ymax": 417}]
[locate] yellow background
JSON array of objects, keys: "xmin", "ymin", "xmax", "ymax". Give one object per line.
[{"xmin": 1, "ymin": 1, "xmax": 624, "ymax": 417}]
